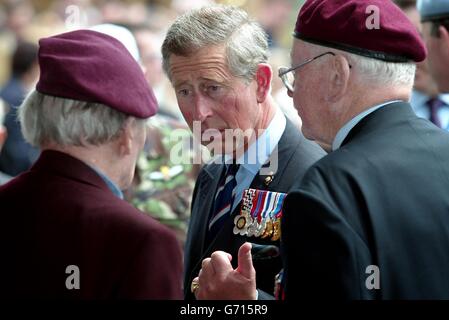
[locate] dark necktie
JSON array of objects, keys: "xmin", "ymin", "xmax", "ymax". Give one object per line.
[
  {"xmin": 427, "ymin": 98, "xmax": 444, "ymax": 128},
  {"xmin": 208, "ymin": 164, "xmax": 239, "ymax": 238}
]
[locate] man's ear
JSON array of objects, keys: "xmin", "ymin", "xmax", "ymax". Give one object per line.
[
  {"xmin": 327, "ymin": 55, "xmax": 350, "ymax": 103},
  {"xmin": 0, "ymin": 127, "xmax": 7, "ymax": 150},
  {"xmin": 439, "ymin": 25, "xmax": 449, "ymax": 58},
  {"xmin": 117, "ymin": 118, "xmax": 134, "ymax": 156},
  {"xmin": 255, "ymin": 63, "xmax": 273, "ymax": 103}
]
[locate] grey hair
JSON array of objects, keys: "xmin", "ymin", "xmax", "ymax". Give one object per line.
[
  {"xmin": 346, "ymin": 52, "xmax": 416, "ymax": 87},
  {"xmin": 306, "ymin": 42, "xmax": 416, "ymax": 88},
  {"xmin": 161, "ymin": 4, "xmax": 269, "ymax": 82},
  {"xmin": 19, "ymin": 90, "xmax": 142, "ymax": 147}
]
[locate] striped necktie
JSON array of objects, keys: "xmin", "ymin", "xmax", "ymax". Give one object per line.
[{"xmin": 208, "ymin": 164, "xmax": 239, "ymax": 237}]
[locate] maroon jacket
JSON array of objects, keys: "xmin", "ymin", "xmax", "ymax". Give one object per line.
[{"xmin": 0, "ymin": 150, "xmax": 183, "ymax": 299}]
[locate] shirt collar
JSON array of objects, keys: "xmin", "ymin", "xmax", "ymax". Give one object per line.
[
  {"xmin": 89, "ymin": 165, "xmax": 124, "ymax": 199},
  {"xmin": 332, "ymin": 100, "xmax": 402, "ymax": 151},
  {"xmin": 410, "ymin": 90, "xmax": 429, "ymax": 111},
  {"xmin": 438, "ymin": 94, "xmax": 449, "ymax": 106},
  {"xmin": 224, "ymin": 107, "xmax": 286, "ymax": 174},
  {"xmin": 411, "ymin": 90, "xmax": 449, "ymax": 107}
]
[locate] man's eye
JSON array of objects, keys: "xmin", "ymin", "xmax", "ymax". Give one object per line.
[
  {"xmin": 207, "ymin": 85, "xmax": 222, "ymax": 95},
  {"xmin": 178, "ymin": 89, "xmax": 190, "ymax": 96}
]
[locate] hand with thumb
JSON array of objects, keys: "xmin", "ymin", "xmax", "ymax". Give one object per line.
[{"xmin": 195, "ymin": 242, "xmax": 257, "ymax": 300}]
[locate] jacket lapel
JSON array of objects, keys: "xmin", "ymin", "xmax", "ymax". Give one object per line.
[
  {"xmin": 196, "ymin": 164, "xmax": 225, "ymax": 253},
  {"xmin": 184, "ymin": 163, "xmax": 224, "ymax": 291}
]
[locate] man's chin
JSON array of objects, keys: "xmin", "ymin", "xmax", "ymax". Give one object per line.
[{"xmin": 301, "ymin": 126, "xmax": 313, "ymax": 140}]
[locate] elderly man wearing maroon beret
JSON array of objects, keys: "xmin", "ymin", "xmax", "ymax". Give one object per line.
[
  {"xmin": 198, "ymin": 0, "xmax": 449, "ymax": 300},
  {"xmin": 0, "ymin": 30, "xmax": 183, "ymax": 299}
]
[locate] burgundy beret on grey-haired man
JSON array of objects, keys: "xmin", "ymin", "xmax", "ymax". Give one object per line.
[{"xmin": 0, "ymin": 29, "xmax": 183, "ymax": 299}]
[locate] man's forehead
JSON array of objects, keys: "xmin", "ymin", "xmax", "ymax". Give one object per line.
[
  {"xmin": 170, "ymin": 53, "xmax": 226, "ymax": 68},
  {"xmin": 171, "ymin": 48, "xmax": 226, "ymax": 68},
  {"xmin": 169, "ymin": 46, "xmax": 233, "ymax": 83}
]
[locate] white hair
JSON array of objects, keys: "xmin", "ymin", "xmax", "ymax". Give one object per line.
[
  {"xmin": 19, "ymin": 90, "xmax": 143, "ymax": 148},
  {"xmin": 346, "ymin": 52, "xmax": 416, "ymax": 87},
  {"xmin": 307, "ymin": 42, "xmax": 416, "ymax": 88}
]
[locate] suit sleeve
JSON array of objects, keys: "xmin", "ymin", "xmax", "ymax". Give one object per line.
[
  {"xmin": 281, "ymin": 169, "xmax": 376, "ymax": 300},
  {"xmin": 117, "ymin": 226, "xmax": 183, "ymax": 299}
]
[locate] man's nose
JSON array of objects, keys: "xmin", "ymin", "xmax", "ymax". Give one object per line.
[{"xmin": 193, "ymin": 95, "xmax": 213, "ymax": 122}]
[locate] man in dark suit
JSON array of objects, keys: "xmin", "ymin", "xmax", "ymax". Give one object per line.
[
  {"xmin": 419, "ymin": 0, "xmax": 449, "ymax": 93},
  {"xmin": 0, "ymin": 30, "xmax": 183, "ymax": 299},
  {"xmin": 161, "ymin": 5, "xmax": 325, "ymax": 300},
  {"xmin": 396, "ymin": 0, "xmax": 449, "ymax": 131},
  {"xmin": 198, "ymin": 0, "xmax": 449, "ymax": 300},
  {"xmin": 279, "ymin": 0, "xmax": 449, "ymax": 299}
]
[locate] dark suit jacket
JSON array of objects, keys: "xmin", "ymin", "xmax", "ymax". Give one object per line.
[
  {"xmin": 282, "ymin": 102, "xmax": 449, "ymax": 299},
  {"xmin": 184, "ymin": 120, "xmax": 325, "ymax": 299},
  {"xmin": 0, "ymin": 150, "xmax": 183, "ymax": 299}
]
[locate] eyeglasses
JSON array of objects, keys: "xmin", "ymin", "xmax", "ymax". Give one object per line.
[{"xmin": 278, "ymin": 52, "xmax": 351, "ymax": 93}]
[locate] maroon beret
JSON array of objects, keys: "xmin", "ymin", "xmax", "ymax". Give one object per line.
[
  {"xmin": 295, "ymin": 0, "xmax": 427, "ymax": 63},
  {"xmin": 36, "ymin": 29, "xmax": 158, "ymax": 118}
]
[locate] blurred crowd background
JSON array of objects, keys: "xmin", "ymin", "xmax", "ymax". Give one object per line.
[{"xmin": 0, "ymin": 0, "xmax": 304, "ymax": 244}]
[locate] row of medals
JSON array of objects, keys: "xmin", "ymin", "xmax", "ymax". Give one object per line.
[{"xmin": 234, "ymin": 210, "xmax": 281, "ymax": 241}]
